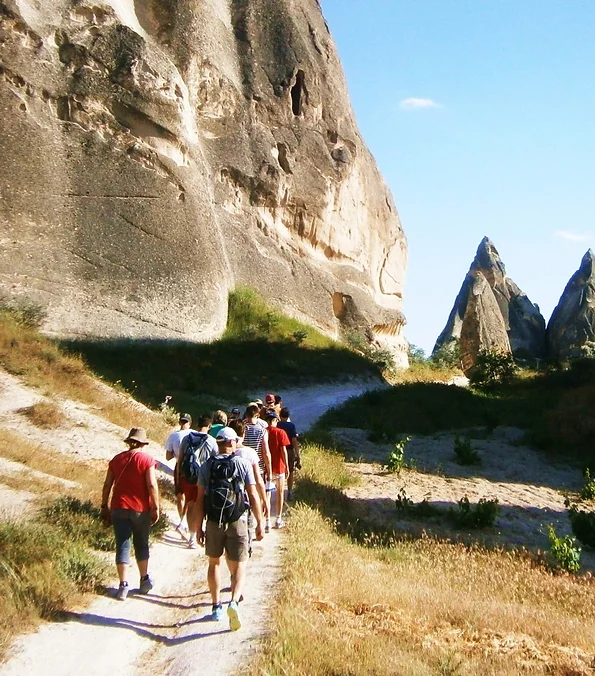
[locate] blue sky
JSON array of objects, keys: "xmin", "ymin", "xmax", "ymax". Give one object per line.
[{"xmin": 319, "ymin": 0, "xmax": 595, "ymax": 353}]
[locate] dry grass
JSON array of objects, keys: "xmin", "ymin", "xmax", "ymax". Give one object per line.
[
  {"xmin": 251, "ymin": 445, "xmax": 595, "ymax": 676},
  {"xmin": 0, "ymin": 429, "xmax": 104, "ymax": 502},
  {"xmin": 17, "ymin": 401, "xmax": 66, "ymax": 429},
  {"xmin": 0, "ymin": 311, "xmax": 170, "ymax": 442}
]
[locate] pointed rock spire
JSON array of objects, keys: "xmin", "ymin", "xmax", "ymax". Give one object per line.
[
  {"xmin": 434, "ymin": 237, "xmax": 546, "ymax": 365},
  {"xmin": 547, "ymin": 249, "xmax": 595, "ymax": 360}
]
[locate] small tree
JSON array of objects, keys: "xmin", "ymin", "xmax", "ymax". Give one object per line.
[
  {"xmin": 431, "ymin": 340, "xmax": 461, "ymax": 369},
  {"xmin": 469, "ymin": 349, "xmax": 517, "ymax": 387}
]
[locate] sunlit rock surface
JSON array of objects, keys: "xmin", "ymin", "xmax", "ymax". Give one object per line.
[
  {"xmin": 547, "ymin": 250, "xmax": 595, "ymax": 361},
  {"xmin": 0, "ymin": 0, "xmax": 407, "ymax": 362},
  {"xmin": 434, "ymin": 237, "xmax": 545, "ymax": 363}
]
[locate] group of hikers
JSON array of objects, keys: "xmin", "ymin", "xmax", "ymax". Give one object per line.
[{"xmin": 100, "ymin": 393, "xmax": 301, "ymax": 632}]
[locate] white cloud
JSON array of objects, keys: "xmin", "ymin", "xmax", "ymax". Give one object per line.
[
  {"xmin": 399, "ymin": 97, "xmax": 442, "ymax": 110},
  {"xmin": 555, "ymin": 231, "xmax": 592, "ymax": 243}
]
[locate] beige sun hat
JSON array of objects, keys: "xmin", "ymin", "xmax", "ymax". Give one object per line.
[{"xmin": 124, "ymin": 427, "xmax": 149, "ymax": 445}]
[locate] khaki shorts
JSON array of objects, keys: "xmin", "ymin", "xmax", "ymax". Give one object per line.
[{"xmin": 205, "ymin": 518, "xmax": 249, "ymax": 562}]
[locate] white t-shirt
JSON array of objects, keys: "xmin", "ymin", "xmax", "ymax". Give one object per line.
[
  {"xmin": 235, "ymin": 444, "xmax": 259, "ymax": 468},
  {"xmin": 255, "ymin": 418, "xmax": 268, "ymax": 429},
  {"xmin": 165, "ymin": 428, "xmax": 194, "ymax": 460}
]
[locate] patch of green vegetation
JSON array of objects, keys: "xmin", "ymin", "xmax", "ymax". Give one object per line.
[
  {"xmin": 385, "ymin": 436, "xmax": 413, "ymax": 473},
  {"xmin": 453, "ymin": 436, "xmax": 481, "ymax": 466},
  {"xmin": 0, "ymin": 519, "xmax": 108, "ymax": 659},
  {"xmin": 62, "ymin": 287, "xmax": 381, "ymax": 413},
  {"xmin": 315, "ymin": 365, "xmax": 595, "ymax": 464},
  {"xmin": 568, "ymin": 505, "xmax": 595, "ymax": 548},
  {"xmin": 547, "ymin": 525, "xmax": 581, "ymax": 573}
]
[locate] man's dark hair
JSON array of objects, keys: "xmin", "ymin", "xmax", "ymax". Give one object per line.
[
  {"xmin": 275, "ymin": 395, "xmax": 282, "ymax": 405},
  {"xmin": 280, "ymin": 407, "xmax": 290, "ymax": 419},
  {"xmin": 197, "ymin": 413, "xmax": 213, "ymax": 428},
  {"xmin": 229, "ymin": 419, "xmax": 245, "ymax": 437}
]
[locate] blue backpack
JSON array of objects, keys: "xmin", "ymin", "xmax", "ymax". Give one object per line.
[{"xmin": 179, "ymin": 432, "xmax": 211, "ymax": 484}]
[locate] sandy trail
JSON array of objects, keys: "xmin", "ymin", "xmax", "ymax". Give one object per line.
[{"xmin": 0, "ymin": 378, "xmax": 381, "ymax": 676}]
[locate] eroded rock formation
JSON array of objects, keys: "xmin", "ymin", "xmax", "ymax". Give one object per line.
[
  {"xmin": 434, "ymin": 237, "xmax": 545, "ymax": 365},
  {"xmin": 0, "ymin": 0, "xmax": 407, "ymax": 362},
  {"xmin": 459, "ymin": 270, "xmax": 511, "ymax": 375},
  {"xmin": 547, "ymin": 250, "xmax": 595, "ymax": 361}
]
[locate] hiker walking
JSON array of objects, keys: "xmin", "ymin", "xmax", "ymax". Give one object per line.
[
  {"xmin": 101, "ymin": 427, "xmax": 160, "ymax": 601},
  {"xmin": 229, "ymin": 418, "xmax": 268, "ymax": 526},
  {"xmin": 165, "ymin": 413, "xmax": 194, "ymax": 532},
  {"xmin": 209, "ymin": 410, "xmax": 228, "ymax": 438},
  {"xmin": 278, "ymin": 407, "xmax": 301, "ymax": 502},
  {"xmin": 243, "ymin": 402, "xmax": 272, "ymax": 530},
  {"xmin": 263, "ymin": 409, "xmax": 291, "ymax": 528},
  {"xmin": 195, "ymin": 427, "xmax": 264, "ymax": 631},
  {"xmin": 178, "ymin": 414, "xmax": 218, "ymax": 549}
]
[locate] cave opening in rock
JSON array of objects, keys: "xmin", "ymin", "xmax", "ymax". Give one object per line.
[{"xmin": 291, "ymin": 70, "xmax": 305, "ymax": 116}]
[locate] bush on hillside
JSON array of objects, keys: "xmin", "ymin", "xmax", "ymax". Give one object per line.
[
  {"xmin": 568, "ymin": 505, "xmax": 595, "ymax": 548},
  {"xmin": 345, "ymin": 330, "xmax": 395, "ymax": 371},
  {"xmin": 453, "ymin": 436, "xmax": 481, "ymax": 465},
  {"xmin": 469, "ymin": 350, "xmax": 517, "ymax": 387},
  {"xmin": 0, "ymin": 296, "xmax": 47, "ymax": 329},
  {"xmin": 385, "ymin": 436, "xmax": 412, "ymax": 473},
  {"xmin": 547, "ymin": 524, "xmax": 581, "ymax": 573},
  {"xmin": 431, "ymin": 340, "xmax": 461, "ymax": 369},
  {"xmin": 580, "ymin": 468, "xmax": 595, "ymax": 501},
  {"xmin": 450, "ymin": 497, "xmax": 499, "ymax": 529}
]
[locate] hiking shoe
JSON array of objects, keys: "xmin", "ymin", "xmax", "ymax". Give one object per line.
[
  {"xmin": 139, "ymin": 575, "xmax": 153, "ymax": 594},
  {"xmin": 211, "ymin": 604, "xmax": 224, "ymax": 621},
  {"xmin": 116, "ymin": 582, "xmax": 129, "ymax": 601},
  {"xmin": 265, "ymin": 518, "xmax": 271, "ymax": 533},
  {"xmin": 187, "ymin": 537, "xmax": 198, "ymax": 550},
  {"xmin": 286, "ymin": 491, "xmax": 293, "ymax": 502},
  {"xmin": 275, "ymin": 517, "xmax": 286, "ymax": 529},
  {"xmin": 227, "ymin": 601, "xmax": 241, "ymax": 631}
]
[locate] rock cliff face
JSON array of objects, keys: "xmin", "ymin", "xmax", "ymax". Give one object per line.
[
  {"xmin": 547, "ymin": 250, "xmax": 595, "ymax": 361},
  {"xmin": 0, "ymin": 0, "xmax": 407, "ymax": 362},
  {"xmin": 434, "ymin": 237, "xmax": 546, "ymax": 363}
]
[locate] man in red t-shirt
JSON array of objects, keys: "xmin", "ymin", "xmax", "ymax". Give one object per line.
[{"xmin": 263, "ymin": 409, "xmax": 290, "ymax": 528}]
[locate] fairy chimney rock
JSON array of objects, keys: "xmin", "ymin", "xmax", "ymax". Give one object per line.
[
  {"xmin": 547, "ymin": 249, "xmax": 595, "ymax": 361},
  {"xmin": 434, "ymin": 237, "xmax": 546, "ymax": 363}
]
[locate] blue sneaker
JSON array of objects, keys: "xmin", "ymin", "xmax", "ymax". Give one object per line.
[
  {"xmin": 211, "ymin": 604, "xmax": 224, "ymax": 621},
  {"xmin": 227, "ymin": 601, "xmax": 241, "ymax": 631},
  {"xmin": 139, "ymin": 575, "xmax": 153, "ymax": 594}
]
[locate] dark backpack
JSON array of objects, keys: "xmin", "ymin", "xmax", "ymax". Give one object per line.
[
  {"xmin": 205, "ymin": 455, "xmax": 247, "ymax": 526},
  {"xmin": 180, "ymin": 432, "xmax": 211, "ymax": 484}
]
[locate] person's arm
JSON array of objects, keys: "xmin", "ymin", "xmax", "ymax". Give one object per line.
[
  {"xmin": 252, "ymin": 462, "xmax": 268, "ymax": 515},
  {"xmin": 293, "ymin": 433, "xmax": 301, "ymax": 468},
  {"xmin": 246, "ymin": 484, "xmax": 264, "ymax": 540},
  {"xmin": 282, "ymin": 444, "xmax": 289, "ymax": 478},
  {"xmin": 165, "ymin": 435, "xmax": 175, "ymax": 461},
  {"xmin": 101, "ymin": 468, "xmax": 114, "ymax": 508},
  {"xmin": 196, "ymin": 484, "xmax": 206, "ymax": 545},
  {"xmin": 261, "ymin": 431, "xmax": 272, "ymax": 480},
  {"xmin": 145, "ymin": 465, "xmax": 160, "ymax": 524}
]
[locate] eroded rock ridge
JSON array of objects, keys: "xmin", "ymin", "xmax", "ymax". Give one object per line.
[{"xmin": 0, "ymin": 0, "xmax": 407, "ymax": 362}]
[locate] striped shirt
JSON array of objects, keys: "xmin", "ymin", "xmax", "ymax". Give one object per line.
[{"xmin": 244, "ymin": 423, "xmax": 265, "ymax": 473}]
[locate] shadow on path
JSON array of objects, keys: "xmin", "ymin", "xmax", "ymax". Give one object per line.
[{"xmin": 62, "ymin": 611, "xmax": 229, "ymax": 645}]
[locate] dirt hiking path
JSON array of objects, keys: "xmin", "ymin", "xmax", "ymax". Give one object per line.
[{"xmin": 0, "ymin": 378, "xmax": 381, "ymax": 676}]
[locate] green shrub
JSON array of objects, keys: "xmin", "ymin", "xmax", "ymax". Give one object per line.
[
  {"xmin": 431, "ymin": 340, "xmax": 461, "ymax": 369},
  {"xmin": 159, "ymin": 395, "xmax": 179, "ymax": 426},
  {"xmin": 42, "ymin": 497, "xmax": 115, "ymax": 551},
  {"xmin": 450, "ymin": 497, "xmax": 499, "ymax": 529},
  {"xmin": 0, "ymin": 296, "xmax": 47, "ymax": 329},
  {"xmin": 579, "ymin": 468, "xmax": 595, "ymax": 501},
  {"xmin": 547, "ymin": 524, "xmax": 581, "ymax": 573},
  {"xmin": 568, "ymin": 505, "xmax": 595, "ymax": 548},
  {"xmin": 470, "ymin": 350, "xmax": 517, "ymax": 387},
  {"xmin": 453, "ymin": 436, "xmax": 481, "ymax": 465},
  {"xmin": 385, "ymin": 436, "xmax": 412, "ymax": 473},
  {"xmin": 291, "ymin": 329, "xmax": 308, "ymax": 345},
  {"xmin": 395, "ymin": 489, "xmax": 442, "ymax": 518},
  {"xmin": 345, "ymin": 330, "xmax": 395, "ymax": 372}
]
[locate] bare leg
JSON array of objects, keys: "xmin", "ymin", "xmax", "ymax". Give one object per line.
[
  {"xmin": 208, "ymin": 558, "xmax": 222, "ymax": 606},
  {"xmin": 186, "ymin": 501, "xmax": 198, "ymax": 537},
  {"xmin": 287, "ymin": 469, "xmax": 295, "ymax": 494},
  {"xmin": 227, "ymin": 560, "xmax": 247, "ymax": 603},
  {"xmin": 275, "ymin": 475, "xmax": 285, "ymax": 519},
  {"xmin": 116, "ymin": 563, "xmax": 128, "ymax": 583},
  {"xmin": 137, "ymin": 559, "xmax": 149, "ymax": 577},
  {"xmin": 176, "ymin": 492, "xmax": 186, "ymax": 522}
]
